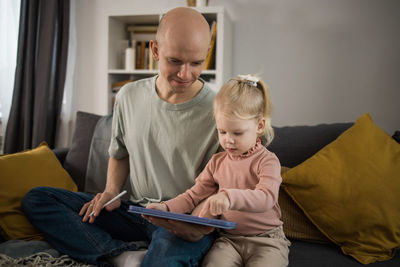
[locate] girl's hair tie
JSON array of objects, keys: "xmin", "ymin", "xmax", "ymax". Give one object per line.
[{"xmin": 237, "ymin": 74, "xmax": 259, "ymax": 87}]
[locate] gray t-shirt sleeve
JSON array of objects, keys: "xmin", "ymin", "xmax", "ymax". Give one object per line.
[{"xmin": 108, "ymin": 97, "xmax": 129, "ymax": 159}]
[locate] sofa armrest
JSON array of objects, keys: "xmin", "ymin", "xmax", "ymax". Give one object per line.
[{"xmin": 52, "ymin": 147, "xmax": 69, "ymax": 165}]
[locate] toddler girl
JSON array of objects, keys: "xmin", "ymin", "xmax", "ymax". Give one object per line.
[{"xmin": 148, "ymin": 74, "xmax": 290, "ymax": 267}]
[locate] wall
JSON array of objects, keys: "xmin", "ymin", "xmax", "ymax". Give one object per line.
[{"xmin": 74, "ymin": 0, "xmax": 400, "ymax": 134}]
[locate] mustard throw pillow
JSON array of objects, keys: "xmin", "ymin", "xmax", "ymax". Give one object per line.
[
  {"xmin": 0, "ymin": 142, "xmax": 77, "ymax": 240},
  {"xmin": 281, "ymin": 113, "xmax": 400, "ymax": 264},
  {"xmin": 279, "ymin": 167, "xmax": 330, "ymax": 244}
]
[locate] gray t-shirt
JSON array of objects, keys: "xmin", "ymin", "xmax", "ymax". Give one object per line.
[{"xmin": 109, "ymin": 76, "xmax": 219, "ymax": 206}]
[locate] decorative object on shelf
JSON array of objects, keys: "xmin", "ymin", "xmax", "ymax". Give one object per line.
[
  {"xmin": 125, "ymin": 40, "xmax": 135, "ymax": 70},
  {"xmin": 196, "ymin": 0, "xmax": 209, "ymax": 7},
  {"xmin": 186, "ymin": 0, "xmax": 209, "ymax": 7},
  {"xmin": 186, "ymin": 0, "xmax": 196, "ymax": 7}
]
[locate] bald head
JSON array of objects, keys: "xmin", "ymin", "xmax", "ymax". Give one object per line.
[
  {"xmin": 156, "ymin": 7, "xmax": 211, "ymax": 47},
  {"xmin": 151, "ymin": 7, "xmax": 212, "ymax": 99}
]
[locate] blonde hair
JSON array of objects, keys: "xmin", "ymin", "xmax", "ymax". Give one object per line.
[{"xmin": 213, "ymin": 75, "xmax": 274, "ymax": 146}]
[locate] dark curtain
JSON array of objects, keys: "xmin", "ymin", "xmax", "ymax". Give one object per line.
[{"xmin": 4, "ymin": 0, "xmax": 70, "ymax": 154}]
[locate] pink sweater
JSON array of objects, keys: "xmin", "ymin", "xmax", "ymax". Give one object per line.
[{"xmin": 165, "ymin": 141, "xmax": 283, "ymax": 236}]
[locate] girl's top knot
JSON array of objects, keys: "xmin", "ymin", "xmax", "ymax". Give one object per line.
[{"xmin": 237, "ymin": 74, "xmax": 259, "ymax": 87}]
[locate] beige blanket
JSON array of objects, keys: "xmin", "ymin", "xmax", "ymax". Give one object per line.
[{"xmin": 0, "ymin": 252, "xmax": 94, "ymax": 267}]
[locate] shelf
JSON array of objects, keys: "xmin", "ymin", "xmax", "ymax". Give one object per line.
[
  {"xmin": 108, "ymin": 69, "xmax": 158, "ymax": 75},
  {"xmin": 108, "ymin": 69, "xmax": 217, "ymax": 75}
]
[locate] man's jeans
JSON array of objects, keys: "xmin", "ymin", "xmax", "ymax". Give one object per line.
[{"xmin": 21, "ymin": 187, "xmax": 214, "ymax": 266}]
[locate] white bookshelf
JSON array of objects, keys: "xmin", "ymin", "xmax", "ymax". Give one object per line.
[{"xmin": 107, "ymin": 7, "xmax": 232, "ymax": 112}]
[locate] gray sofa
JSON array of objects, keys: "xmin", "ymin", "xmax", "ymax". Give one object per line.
[{"xmin": 1, "ymin": 111, "xmax": 399, "ymax": 266}]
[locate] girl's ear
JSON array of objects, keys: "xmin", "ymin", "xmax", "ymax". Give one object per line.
[
  {"xmin": 150, "ymin": 40, "xmax": 159, "ymax": 61},
  {"xmin": 256, "ymin": 117, "xmax": 266, "ymax": 135}
]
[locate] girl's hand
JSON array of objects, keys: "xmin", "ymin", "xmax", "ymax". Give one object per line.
[
  {"xmin": 199, "ymin": 191, "xmax": 230, "ymax": 217},
  {"xmin": 146, "ymin": 202, "xmax": 168, "ymax": 212}
]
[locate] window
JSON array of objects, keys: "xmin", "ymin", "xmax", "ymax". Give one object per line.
[{"xmin": 0, "ymin": 0, "xmax": 20, "ymax": 153}]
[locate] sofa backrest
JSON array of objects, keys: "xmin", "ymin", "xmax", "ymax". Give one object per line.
[
  {"xmin": 65, "ymin": 111, "xmax": 354, "ymax": 192},
  {"xmin": 63, "ymin": 111, "xmax": 101, "ymax": 191},
  {"xmin": 269, "ymin": 123, "xmax": 353, "ymax": 168}
]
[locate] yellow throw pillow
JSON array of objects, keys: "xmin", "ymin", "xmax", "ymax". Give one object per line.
[
  {"xmin": 281, "ymin": 113, "xmax": 400, "ymax": 264},
  {"xmin": 0, "ymin": 142, "xmax": 77, "ymax": 240},
  {"xmin": 279, "ymin": 166, "xmax": 330, "ymax": 244}
]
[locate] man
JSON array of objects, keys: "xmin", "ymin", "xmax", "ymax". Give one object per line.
[{"xmin": 22, "ymin": 7, "xmax": 219, "ymax": 267}]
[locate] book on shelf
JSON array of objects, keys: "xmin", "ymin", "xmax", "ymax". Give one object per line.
[
  {"xmin": 127, "ymin": 24, "xmax": 159, "ymax": 71},
  {"xmin": 127, "ymin": 25, "xmax": 158, "ymax": 33},
  {"xmin": 203, "ymin": 21, "xmax": 217, "ymax": 70},
  {"xmin": 131, "ymin": 40, "xmax": 158, "ymax": 70},
  {"xmin": 135, "ymin": 41, "xmax": 146, "ymax": 69},
  {"xmin": 127, "ymin": 24, "xmax": 157, "ymax": 42},
  {"xmin": 111, "ymin": 79, "xmax": 133, "ymax": 93}
]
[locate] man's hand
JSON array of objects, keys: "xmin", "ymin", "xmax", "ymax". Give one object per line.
[
  {"xmin": 144, "ymin": 201, "xmax": 215, "ymax": 242},
  {"xmin": 199, "ymin": 191, "xmax": 230, "ymax": 217},
  {"xmin": 79, "ymin": 191, "xmax": 121, "ymax": 223},
  {"xmin": 144, "ymin": 216, "xmax": 214, "ymax": 242}
]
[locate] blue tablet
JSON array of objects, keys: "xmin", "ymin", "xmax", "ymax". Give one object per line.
[{"xmin": 128, "ymin": 205, "xmax": 237, "ymax": 230}]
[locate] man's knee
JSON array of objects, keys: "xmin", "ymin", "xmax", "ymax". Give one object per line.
[
  {"xmin": 143, "ymin": 228, "xmax": 214, "ymax": 267},
  {"xmin": 21, "ymin": 186, "xmax": 50, "ymax": 211}
]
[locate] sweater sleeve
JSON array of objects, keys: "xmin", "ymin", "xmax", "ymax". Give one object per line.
[
  {"xmin": 165, "ymin": 158, "xmax": 218, "ymax": 214},
  {"xmin": 222, "ymin": 154, "xmax": 282, "ymax": 213}
]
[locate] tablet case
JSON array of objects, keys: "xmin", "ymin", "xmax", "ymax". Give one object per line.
[{"xmin": 128, "ymin": 205, "xmax": 237, "ymax": 229}]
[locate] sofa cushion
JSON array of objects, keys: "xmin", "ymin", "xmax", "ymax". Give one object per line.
[
  {"xmin": 269, "ymin": 122, "xmax": 353, "ymax": 167},
  {"xmin": 269, "ymin": 123, "xmax": 352, "ymax": 244},
  {"xmin": 393, "ymin": 130, "xmax": 400, "ymax": 143},
  {"xmin": 63, "ymin": 111, "xmax": 101, "ymax": 191},
  {"xmin": 281, "ymin": 113, "xmax": 400, "ymax": 264},
  {"xmin": 279, "ymin": 167, "xmax": 330, "ymax": 244},
  {"xmin": 84, "ymin": 114, "xmax": 112, "ymax": 194},
  {"xmin": 288, "ymin": 239, "xmax": 400, "ymax": 267},
  {"xmin": 85, "ymin": 114, "xmax": 131, "ymax": 199},
  {"xmin": 0, "ymin": 143, "xmax": 77, "ymax": 240}
]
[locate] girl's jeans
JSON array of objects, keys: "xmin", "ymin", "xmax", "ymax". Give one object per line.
[{"xmin": 22, "ymin": 187, "xmax": 214, "ymax": 267}]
